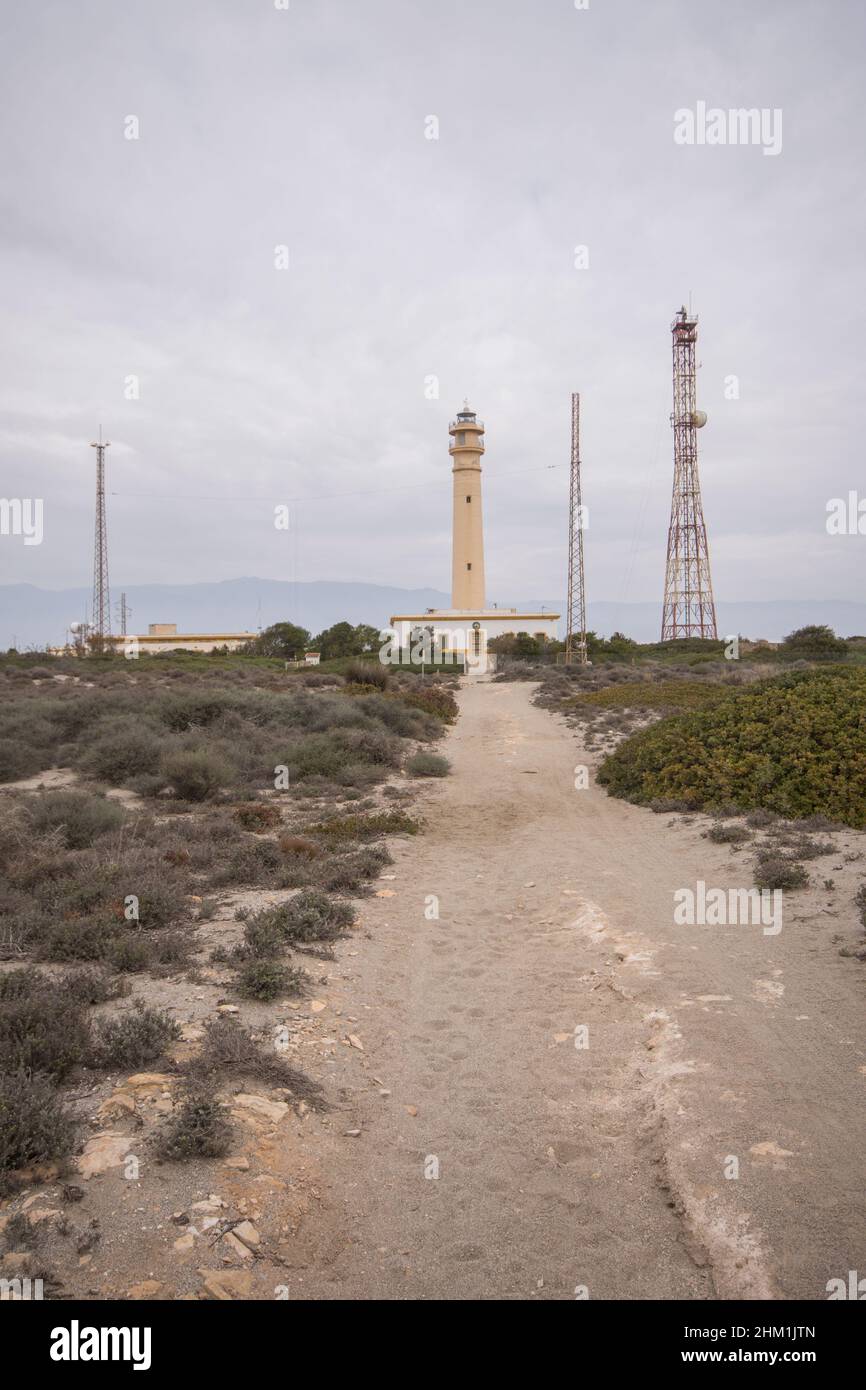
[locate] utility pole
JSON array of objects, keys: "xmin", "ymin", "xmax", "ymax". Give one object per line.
[
  {"xmin": 661, "ymin": 309, "xmax": 717, "ymax": 639},
  {"xmin": 565, "ymin": 392, "xmax": 588, "ymax": 664}
]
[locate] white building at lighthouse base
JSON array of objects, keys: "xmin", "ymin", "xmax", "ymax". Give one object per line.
[{"xmin": 387, "ymin": 608, "xmax": 560, "ymax": 666}]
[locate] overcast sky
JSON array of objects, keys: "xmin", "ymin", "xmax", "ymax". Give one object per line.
[{"xmin": 1, "ymin": 0, "xmax": 864, "ymax": 610}]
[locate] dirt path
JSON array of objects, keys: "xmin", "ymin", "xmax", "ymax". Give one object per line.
[{"xmin": 299, "ymin": 679, "xmax": 865, "ymax": 1301}]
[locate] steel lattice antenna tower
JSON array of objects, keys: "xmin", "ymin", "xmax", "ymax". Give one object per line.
[
  {"xmin": 90, "ymin": 428, "xmax": 112, "ymax": 642},
  {"xmin": 661, "ymin": 308, "xmax": 717, "ymax": 640},
  {"xmin": 119, "ymin": 592, "xmax": 130, "ymax": 637},
  {"xmin": 565, "ymin": 392, "xmax": 588, "ymax": 664}
]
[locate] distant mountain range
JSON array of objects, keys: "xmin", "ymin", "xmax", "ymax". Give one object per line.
[{"xmin": 2, "ymin": 579, "xmax": 864, "ymax": 649}]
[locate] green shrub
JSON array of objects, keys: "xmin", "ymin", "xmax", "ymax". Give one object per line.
[
  {"xmin": 90, "ymin": 1003, "xmax": 180, "ymax": 1068},
  {"xmin": 344, "ymin": 660, "xmax": 389, "ymax": 690},
  {"xmin": 213, "ymin": 837, "xmax": 283, "ymax": 885},
  {"xmin": 284, "ymin": 727, "xmax": 401, "ymax": 782},
  {"xmin": 62, "ymin": 967, "xmax": 128, "ymax": 1005},
  {"xmin": 306, "ymin": 809, "xmax": 419, "ymax": 846},
  {"xmin": 406, "ymin": 750, "xmax": 451, "ymax": 778},
  {"xmin": 354, "ymin": 694, "xmax": 437, "ymax": 741},
  {"xmin": 235, "ymin": 958, "xmax": 303, "ymax": 1000},
  {"xmin": 314, "ymin": 845, "xmax": 392, "ymax": 893},
  {"xmin": 160, "ymin": 749, "xmax": 230, "ymax": 801},
  {"xmin": 399, "ymin": 684, "xmax": 459, "ymax": 723},
  {"xmin": 233, "ymin": 801, "xmax": 282, "ymax": 831},
  {"xmin": 0, "ymin": 1070, "xmax": 77, "ymax": 1177},
  {"xmin": 154, "ymin": 1093, "xmax": 232, "ymax": 1162},
  {"xmin": 183, "ymin": 1016, "xmax": 326, "ymax": 1104},
  {"xmin": 282, "ymin": 732, "xmax": 349, "ymax": 781},
  {"xmin": 103, "ymin": 936, "xmax": 153, "ymax": 973},
  {"xmin": 0, "ymin": 966, "xmax": 47, "ymax": 1001},
  {"xmin": 26, "ymin": 790, "xmax": 124, "ymax": 849},
  {"xmin": 597, "ymin": 669, "xmax": 866, "ymax": 828},
  {"xmin": 706, "ymin": 824, "xmax": 751, "ymax": 845},
  {"xmin": 83, "ymin": 726, "xmax": 163, "ymax": 784},
  {"xmin": 568, "ymin": 681, "xmax": 725, "ymax": 712},
  {"xmin": 783, "ymin": 836, "xmax": 834, "ymax": 860},
  {"xmin": 261, "ymin": 889, "xmax": 355, "ymax": 943},
  {"xmin": 780, "ymin": 625, "xmax": 848, "ymax": 662},
  {"xmin": 158, "ymin": 692, "xmax": 236, "ymax": 731},
  {"xmin": 0, "ymin": 971, "xmax": 91, "ymax": 1078},
  {"xmin": 38, "ymin": 917, "xmax": 121, "ymax": 964},
  {"xmin": 240, "ymin": 913, "xmax": 286, "ymax": 958},
  {"xmin": 150, "ymin": 931, "xmax": 191, "ymax": 966},
  {"xmin": 753, "ymin": 856, "xmax": 809, "ymax": 891}
]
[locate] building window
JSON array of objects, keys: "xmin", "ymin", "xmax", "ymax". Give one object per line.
[
  {"xmin": 466, "ymin": 495, "xmax": 471, "ymax": 502},
  {"xmin": 456, "ymin": 431, "xmax": 466, "ymax": 445},
  {"xmin": 467, "ymin": 562, "xmax": 472, "ymax": 570}
]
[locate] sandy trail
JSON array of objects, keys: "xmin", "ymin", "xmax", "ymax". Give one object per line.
[{"xmin": 302, "ymin": 679, "xmax": 865, "ymax": 1301}]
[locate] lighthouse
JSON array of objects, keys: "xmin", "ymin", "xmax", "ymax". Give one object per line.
[
  {"xmin": 449, "ymin": 400, "xmax": 486, "ymax": 610},
  {"xmin": 388, "ymin": 401, "xmax": 560, "ymax": 668}
]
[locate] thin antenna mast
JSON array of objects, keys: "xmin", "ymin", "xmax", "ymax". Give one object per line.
[
  {"xmin": 89, "ymin": 428, "xmax": 112, "ymax": 646},
  {"xmin": 565, "ymin": 392, "xmax": 588, "ymax": 665}
]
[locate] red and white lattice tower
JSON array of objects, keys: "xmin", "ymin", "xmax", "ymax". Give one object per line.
[{"xmin": 661, "ymin": 308, "xmax": 717, "ymax": 640}]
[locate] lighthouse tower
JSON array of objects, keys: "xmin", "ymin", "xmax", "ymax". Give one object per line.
[
  {"xmin": 388, "ymin": 400, "xmax": 559, "ymax": 666},
  {"xmin": 449, "ymin": 401, "xmax": 486, "ymax": 609}
]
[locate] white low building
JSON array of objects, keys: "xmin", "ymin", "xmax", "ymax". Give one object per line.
[
  {"xmin": 388, "ymin": 609, "xmax": 559, "ymax": 662},
  {"xmin": 109, "ymin": 622, "xmax": 257, "ymax": 655}
]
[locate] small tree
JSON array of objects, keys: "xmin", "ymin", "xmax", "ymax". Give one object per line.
[
  {"xmin": 353, "ymin": 623, "xmax": 381, "ymax": 653},
  {"xmin": 313, "ymin": 622, "xmax": 357, "ymax": 660},
  {"xmin": 780, "ymin": 625, "xmax": 848, "ymax": 662},
  {"xmin": 512, "ymin": 632, "xmax": 540, "ymax": 659},
  {"xmin": 252, "ymin": 622, "xmax": 311, "ymax": 660},
  {"xmin": 313, "ymin": 622, "xmax": 381, "ymax": 660}
]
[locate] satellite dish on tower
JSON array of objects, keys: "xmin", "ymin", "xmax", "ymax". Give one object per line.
[{"xmin": 691, "ymin": 409, "xmax": 707, "ymax": 428}]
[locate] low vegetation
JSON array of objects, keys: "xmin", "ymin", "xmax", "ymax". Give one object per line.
[
  {"xmin": 706, "ymin": 823, "xmax": 752, "ymax": 845},
  {"xmin": 235, "ymin": 957, "xmax": 307, "ymax": 1001},
  {"xmin": 0, "ymin": 1070, "xmax": 77, "ymax": 1185},
  {"xmin": 406, "ymin": 750, "xmax": 451, "ymax": 777},
  {"xmin": 89, "ymin": 1004, "xmax": 181, "ymax": 1069},
  {"xmin": 565, "ymin": 680, "xmax": 727, "ymax": 712},
  {"xmin": 0, "ymin": 644, "xmax": 455, "ymax": 1182},
  {"xmin": 753, "ymin": 854, "xmax": 810, "ymax": 891},
  {"xmin": 154, "ymin": 1093, "xmax": 232, "ymax": 1162},
  {"xmin": 305, "ymin": 809, "xmax": 419, "ymax": 846},
  {"xmin": 247, "ymin": 890, "xmax": 355, "ymax": 945},
  {"xmin": 596, "ymin": 668, "xmax": 866, "ymax": 828},
  {"xmin": 183, "ymin": 1015, "xmax": 326, "ymax": 1107}
]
